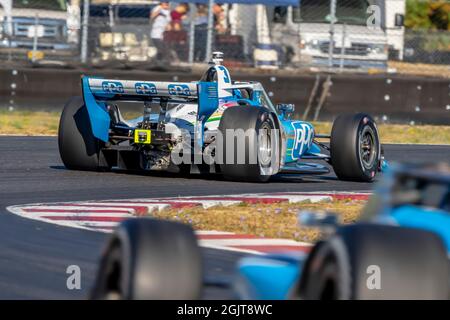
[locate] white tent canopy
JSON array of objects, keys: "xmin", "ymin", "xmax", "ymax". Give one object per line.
[{"xmin": 0, "ymin": 0, "xmax": 13, "ymax": 35}]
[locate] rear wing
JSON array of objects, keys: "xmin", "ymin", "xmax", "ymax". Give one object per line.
[
  {"xmin": 87, "ymin": 78, "xmax": 199, "ymax": 100},
  {"xmin": 81, "ymin": 76, "xmax": 218, "ymax": 142}
]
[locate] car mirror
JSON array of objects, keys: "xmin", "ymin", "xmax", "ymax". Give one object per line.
[{"xmin": 276, "ymin": 103, "xmax": 295, "ymax": 115}]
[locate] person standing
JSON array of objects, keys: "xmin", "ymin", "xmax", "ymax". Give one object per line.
[
  {"xmin": 150, "ymin": 2, "xmax": 171, "ymax": 62},
  {"xmin": 213, "ymin": 4, "xmax": 226, "ymax": 34},
  {"xmin": 170, "ymin": 3, "xmax": 188, "ymax": 31},
  {"xmin": 194, "ymin": 4, "xmax": 208, "ymax": 62}
]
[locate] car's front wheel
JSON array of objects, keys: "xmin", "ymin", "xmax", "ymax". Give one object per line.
[
  {"xmin": 90, "ymin": 218, "xmax": 203, "ymax": 300},
  {"xmin": 330, "ymin": 113, "xmax": 381, "ymax": 182},
  {"xmin": 297, "ymin": 224, "xmax": 449, "ymax": 299}
]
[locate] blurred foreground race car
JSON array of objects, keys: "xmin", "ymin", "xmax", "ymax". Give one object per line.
[
  {"xmin": 58, "ymin": 52, "xmax": 385, "ymax": 182},
  {"xmin": 91, "ymin": 163, "xmax": 450, "ymax": 300}
]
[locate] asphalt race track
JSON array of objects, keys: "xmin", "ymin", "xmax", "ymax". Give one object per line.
[{"xmin": 1, "ymin": 136, "xmax": 449, "ymax": 299}]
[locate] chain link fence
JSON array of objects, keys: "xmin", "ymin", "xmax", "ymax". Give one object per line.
[
  {"xmin": 404, "ymin": 29, "xmax": 450, "ymax": 64},
  {"xmin": 0, "ymin": 0, "xmax": 448, "ymax": 76}
]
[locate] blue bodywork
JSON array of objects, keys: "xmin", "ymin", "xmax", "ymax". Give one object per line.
[
  {"xmin": 235, "ymin": 164, "xmax": 450, "ymax": 299},
  {"xmin": 236, "ymin": 255, "xmax": 303, "ymax": 300},
  {"xmin": 82, "ymin": 77, "xmax": 111, "ymax": 142},
  {"xmin": 280, "ymin": 120, "xmax": 315, "ymax": 163}
]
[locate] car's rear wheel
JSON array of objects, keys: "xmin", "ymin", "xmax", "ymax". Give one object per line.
[
  {"xmin": 297, "ymin": 224, "xmax": 449, "ymax": 299},
  {"xmin": 58, "ymin": 96, "xmax": 104, "ymax": 171},
  {"xmin": 330, "ymin": 113, "xmax": 381, "ymax": 182},
  {"xmin": 218, "ymin": 106, "xmax": 280, "ymax": 182},
  {"xmin": 91, "ymin": 218, "xmax": 203, "ymax": 300}
]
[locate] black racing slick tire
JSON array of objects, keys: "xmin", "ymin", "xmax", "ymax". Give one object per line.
[
  {"xmin": 296, "ymin": 224, "xmax": 449, "ymax": 300},
  {"xmin": 91, "ymin": 218, "xmax": 203, "ymax": 300},
  {"xmin": 330, "ymin": 113, "xmax": 381, "ymax": 182},
  {"xmin": 58, "ymin": 96, "xmax": 104, "ymax": 171},
  {"xmin": 218, "ymin": 106, "xmax": 280, "ymax": 182}
]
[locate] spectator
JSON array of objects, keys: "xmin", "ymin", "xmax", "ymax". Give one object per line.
[
  {"xmin": 193, "ymin": 4, "xmax": 227, "ymax": 62},
  {"xmin": 195, "ymin": 4, "xmax": 208, "ymax": 25},
  {"xmin": 150, "ymin": 2, "xmax": 171, "ymax": 62},
  {"xmin": 213, "ymin": 4, "xmax": 227, "ymax": 34},
  {"xmin": 194, "ymin": 4, "xmax": 208, "ymax": 62},
  {"xmin": 170, "ymin": 3, "xmax": 188, "ymax": 31}
]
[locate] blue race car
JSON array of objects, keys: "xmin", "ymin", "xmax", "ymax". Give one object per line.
[
  {"xmin": 58, "ymin": 52, "xmax": 385, "ymax": 182},
  {"xmin": 91, "ymin": 163, "xmax": 450, "ymax": 300}
]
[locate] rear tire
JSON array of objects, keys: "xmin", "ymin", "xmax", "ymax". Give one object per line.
[
  {"xmin": 297, "ymin": 224, "xmax": 449, "ymax": 300},
  {"xmin": 91, "ymin": 218, "xmax": 203, "ymax": 300},
  {"xmin": 218, "ymin": 106, "xmax": 279, "ymax": 182},
  {"xmin": 330, "ymin": 113, "xmax": 380, "ymax": 182},
  {"xmin": 58, "ymin": 96, "xmax": 104, "ymax": 171}
]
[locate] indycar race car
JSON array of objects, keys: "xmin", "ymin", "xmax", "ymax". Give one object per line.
[
  {"xmin": 90, "ymin": 163, "xmax": 450, "ymax": 300},
  {"xmin": 58, "ymin": 52, "xmax": 385, "ymax": 182}
]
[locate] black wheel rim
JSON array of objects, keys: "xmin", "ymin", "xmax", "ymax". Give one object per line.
[{"xmin": 359, "ymin": 126, "xmax": 377, "ymax": 169}]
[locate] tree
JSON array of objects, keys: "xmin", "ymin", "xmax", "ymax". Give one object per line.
[{"xmin": 405, "ymin": 0, "xmax": 450, "ymax": 30}]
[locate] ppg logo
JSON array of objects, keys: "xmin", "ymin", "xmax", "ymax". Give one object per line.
[
  {"xmin": 292, "ymin": 122, "xmax": 314, "ymax": 159},
  {"xmin": 102, "ymin": 81, "xmax": 124, "ymax": 94},
  {"xmin": 168, "ymin": 84, "xmax": 191, "ymax": 96},
  {"xmin": 135, "ymin": 82, "xmax": 157, "ymax": 95}
]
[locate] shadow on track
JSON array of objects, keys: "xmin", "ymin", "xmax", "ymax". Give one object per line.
[{"xmin": 50, "ymin": 165, "xmax": 329, "ymax": 185}]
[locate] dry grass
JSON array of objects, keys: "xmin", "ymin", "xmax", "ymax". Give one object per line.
[
  {"xmin": 0, "ymin": 110, "xmax": 60, "ymax": 135},
  {"xmin": 152, "ymin": 199, "xmax": 365, "ymax": 243},
  {"xmin": 1, "ymin": 110, "xmax": 449, "ymax": 144},
  {"xmin": 388, "ymin": 61, "xmax": 450, "ymax": 79},
  {"xmin": 0, "ymin": 110, "xmax": 140, "ymax": 135}
]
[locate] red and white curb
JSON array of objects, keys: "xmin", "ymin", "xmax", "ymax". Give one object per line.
[{"xmin": 6, "ymin": 192, "xmax": 370, "ymax": 255}]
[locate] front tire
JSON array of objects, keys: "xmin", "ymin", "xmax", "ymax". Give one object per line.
[
  {"xmin": 91, "ymin": 218, "xmax": 203, "ymax": 300},
  {"xmin": 58, "ymin": 96, "xmax": 104, "ymax": 171},
  {"xmin": 330, "ymin": 113, "xmax": 381, "ymax": 182},
  {"xmin": 297, "ymin": 224, "xmax": 449, "ymax": 299}
]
